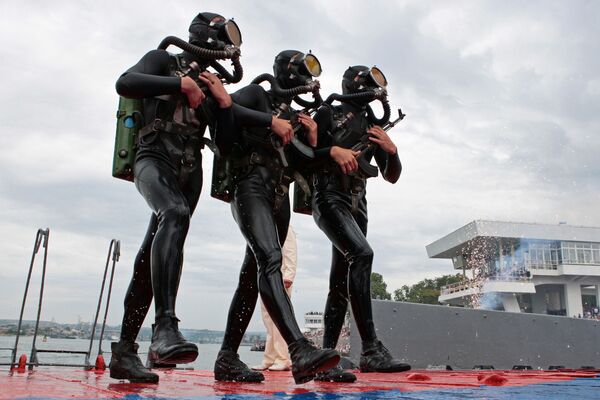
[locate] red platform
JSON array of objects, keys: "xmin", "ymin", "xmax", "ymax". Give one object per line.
[{"xmin": 1, "ymin": 367, "xmax": 599, "ymax": 399}]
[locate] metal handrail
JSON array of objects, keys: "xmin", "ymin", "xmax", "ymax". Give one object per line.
[
  {"xmin": 36, "ymin": 349, "xmax": 89, "ymax": 354},
  {"xmin": 28, "ymin": 229, "xmax": 50, "ymax": 370},
  {"xmin": 85, "ymin": 239, "xmax": 120, "ymax": 368},
  {"xmin": 1, "ymin": 228, "xmax": 50, "ymax": 368},
  {"xmin": 1, "ymin": 231, "xmax": 121, "ymax": 370}
]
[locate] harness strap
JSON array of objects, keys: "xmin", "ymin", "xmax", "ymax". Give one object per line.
[
  {"xmin": 350, "ymin": 186, "xmax": 363, "ymax": 214},
  {"xmin": 178, "ymin": 142, "xmax": 196, "ymax": 187},
  {"xmin": 293, "ymin": 171, "xmax": 311, "ymax": 197},
  {"xmin": 202, "ymin": 137, "xmax": 220, "ymax": 157},
  {"xmin": 139, "ymin": 118, "xmax": 219, "ymax": 156},
  {"xmin": 232, "ymin": 151, "xmax": 311, "ymax": 212},
  {"xmin": 339, "ymin": 174, "xmax": 364, "ymax": 214},
  {"xmin": 315, "ymin": 170, "xmax": 365, "ymax": 214},
  {"xmin": 139, "ymin": 118, "xmax": 199, "ymax": 138},
  {"xmin": 273, "ymin": 176, "xmax": 289, "ymax": 212}
]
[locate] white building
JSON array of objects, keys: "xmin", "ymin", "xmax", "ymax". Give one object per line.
[
  {"xmin": 304, "ymin": 311, "xmax": 324, "ymax": 332},
  {"xmin": 426, "ymin": 220, "xmax": 600, "ymax": 318}
]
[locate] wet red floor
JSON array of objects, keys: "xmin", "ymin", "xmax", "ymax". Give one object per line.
[{"xmin": 1, "ymin": 367, "xmax": 599, "ymax": 399}]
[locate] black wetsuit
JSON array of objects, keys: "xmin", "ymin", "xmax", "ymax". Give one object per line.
[
  {"xmin": 220, "ymin": 84, "xmax": 305, "ymax": 353},
  {"xmin": 115, "ymin": 49, "xmax": 263, "ymax": 343},
  {"xmin": 311, "ymin": 102, "xmax": 401, "ymax": 349}
]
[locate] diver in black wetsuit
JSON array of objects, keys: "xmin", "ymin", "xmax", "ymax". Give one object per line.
[
  {"xmin": 213, "ymin": 50, "xmax": 340, "ymax": 384},
  {"xmin": 310, "ymin": 66, "xmax": 411, "ymax": 382},
  {"xmin": 109, "ymin": 12, "xmax": 268, "ymax": 383}
]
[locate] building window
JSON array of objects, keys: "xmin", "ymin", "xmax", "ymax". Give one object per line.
[
  {"xmin": 526, "ymin": 242, "xmax": 560, "ymax": 269},
  {"xmin": 561, "ymin": 242, "xmax": 600, "ymax": 265}
]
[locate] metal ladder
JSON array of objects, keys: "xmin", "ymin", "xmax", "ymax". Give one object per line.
[{"xmin": 0, "ymin": 228, "xmax": 120, "ymax": 370}]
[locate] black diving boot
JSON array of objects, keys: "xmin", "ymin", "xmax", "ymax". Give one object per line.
[
  {"xmin": 359, "ymin": 339, "xmax": 411, "ymax": 373},
  {"xmin": 315, "ymin": 365, "xmax": 357, "ymax": 382},
  {"xmin": 214, "ymin": 350, "xmax": 265, "ymax": 382},
  {"xmin": 148, "ymin": 316, "xmax": 198, "ymax": 365},
  {"xmin": 288, "ymin": 338, "xmax": 341, "ymax": 384},
  {"xmin": 109, "ymin": 341, "xmax": 159, "ymax": 383},
  {"xmin": 146, "ymin": 324, "xmax": 176, "ymax": 369}
]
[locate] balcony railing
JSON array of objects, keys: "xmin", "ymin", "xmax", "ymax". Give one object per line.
[
  {"xmin": 525, "ymin": 261, "xmax": 558, "ymax": 270},
  {"xmin": 440, "ymin": 281, "xmax": 476, "ymax": 295},
  {"xmin": 440, "ymin": 275, "xmax": 533, "ymax": 296}
]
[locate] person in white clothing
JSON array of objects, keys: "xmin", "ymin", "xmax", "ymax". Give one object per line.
[{"xmin": 253, "ymin": 226, "xmax": 297, "ymax": 371}]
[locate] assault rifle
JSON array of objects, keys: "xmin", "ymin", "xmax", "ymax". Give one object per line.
[
  {"xmin": 156, "ymin": 61, "xmax": 229, "ymax": 105},
  {"xmin": 270, "ymin": 103, "xmax": 316, "ymax": 167},
  {"xmin": 182, "ymin": 61, "xmax": 231, "ymax": 92},
  {"xmin": 351, "ymin": 108, "xmax": 405, "ymax": 178}
]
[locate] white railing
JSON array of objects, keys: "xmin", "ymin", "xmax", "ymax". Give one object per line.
[
  {"xmin": 440, "ymin": 281, "xmax": 477, "ymax": 295},
  {"xmin": 525, "ymin": 261, "xmax": 558, "ymax": 270},
  {"xmin": 487, "ymin": 275, "xmax": 531, "ymax": 282},
  {"xmin": 440, "ymin": 275, "xmax": 533, "ymax": 296}
]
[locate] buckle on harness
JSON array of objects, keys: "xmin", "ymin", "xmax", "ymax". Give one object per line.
[
  {"xmin": 181, "ymin": 145, "xmax": 196, "ymax": 168},
  {"xmin": 350, "ymin": 184, "xmax": 363, "ymax": 214},
  {"xmin": 275, "ymin": 185, "xmax": 287, "ymax": 197},
  {"xmin": 181, "ymin": 157, "xmax": 195, "ymax": 168},
  {"xmin": 273, "ymin": 183, "xmax": 288, "ymax": 213},
  {"xmin": 152, "ymin": 119, "xmax": 165, "ymax": 132},
  {"xmin": 249, "ymin": 152, "xmax": 262, "ymax": 165}
]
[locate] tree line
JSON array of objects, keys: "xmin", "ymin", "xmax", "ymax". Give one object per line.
[{"xmin": 370, "ymin": 272, "xmax": 463, "ymax": 304}]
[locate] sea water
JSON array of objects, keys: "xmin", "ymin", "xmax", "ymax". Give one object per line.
[{"xmin": 0, "ymin": 336, "xmax": 265, "ymax": 370}]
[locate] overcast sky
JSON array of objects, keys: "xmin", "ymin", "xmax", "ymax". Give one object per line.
[{"xmin": 0, "ymin": 1, "xmax": 599, "ymax": 332}]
